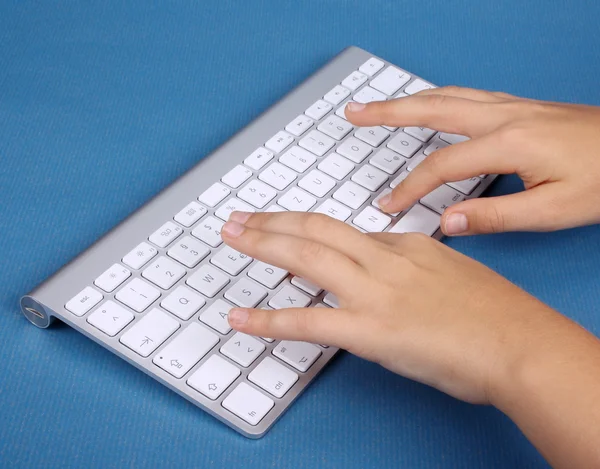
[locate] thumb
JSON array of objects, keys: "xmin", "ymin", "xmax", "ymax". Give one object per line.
[
  {"xmin": 227, "ymin": 306, "xmax": 359, "ymax": 349},
  {"xmin": 441, "ymin": 186, "xmax": 563, "ymax": 235}
]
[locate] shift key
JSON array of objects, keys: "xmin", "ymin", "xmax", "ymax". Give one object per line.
[{"xmin": 153, "ymin": 323, "xmax": 219, "ymax": 378}]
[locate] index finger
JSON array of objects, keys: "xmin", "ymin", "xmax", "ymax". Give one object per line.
[{"xmin": 345, "ymin": 94, "xmax": 507, "ymax": 137}]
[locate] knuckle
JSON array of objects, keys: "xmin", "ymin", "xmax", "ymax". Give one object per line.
[
  {"xmin": 304, "ymin": 212, "xmax": 331, "ymax": 233},
  {"xmin": 424, "ymin": 93, "xmax": 449, "ymax": 110},
  {"xmin": 479, "ymin": 205, "xmax": 506, "ymax": 233},
  {"xmin": 440, "ymin": 85, "xmax": 462, "ymax": 95},
  {"xmin": 293, "ymin": 309, "xmax": 314, "ymax": 336},
  {"xmin": 423, "ymin": 150, "xmax": 451, "ymax": 180},
  {"xmin": 496, "ymin": 124, "xmax": 529, "ymax": 148},
  {"xmin": 298, "ymin": 240, "xmax": 324, "ymax": 263}
]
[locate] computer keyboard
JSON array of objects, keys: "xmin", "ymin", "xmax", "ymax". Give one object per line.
[{"xmin": 21, "ymin": 46, "xmax": 496, "ymax": 438}]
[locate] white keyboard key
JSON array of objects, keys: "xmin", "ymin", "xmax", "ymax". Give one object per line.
[
  {"xmin": 313, "ymin": 198, "xmax": 352, "ymax": 222},
  {"xmin": 353, "ymin": 206, "xmax": 391, "ymax": 233},
  {"xmin": 406, "ymin": 152, "xmax": 428, "ymax": 172},
  {"xmin": 173, "ymin": 201, "xmax": 207, "ymax": 228},
  {"xmin": 264, "ymin": 204, "xmax": 287, "ymax": 213},
  {"xmin": 298, "ymin": 169, "xmax": 336, "ymax": 198},
  {"xmin": 285, "ymin": 114, "xmax": 314, "ymax": 137},
  {"xmin": 187, "ymin": 264, "xmax": 230, "ymax": 297},
  {"xmin": 404, "ymin": 78, "xmax": 435, "ymax": 95},
  {"xmin": 341, "ymin": 70, "xmax": 368, "ymax": 91},
  {"xmin": 161, "ymin": 285, "xmax": 206, "ymax": 320},
  {"xmin": 424, "ymin": 138, "xmax": 449, "ymax": 155},
  {"xmin": 305, "ymin": 99, "xmax": 333, "ymax": 120},
  {"xmin": 153, "ymin": 322, "xmax": 219, "ymax": 378},
  {"xmin": 188, "ymin": 355, "xmax": 240, "ymax": 400},
  {"xmin": 372, "ymin": 189, "xmax": 400, "ymax": 216},
  {"xmin": 247, "ymin": 262, "xmax": 289, "ymax": 289},
  {"xmin": 390, "ymin": 170, "xmax": 410, "ymax": 189},
  {"xmin": 265, "ymin": 130, "xmax": 294, "ymax": 154},
  {"xmin": 420, "ymin": 185, "xmax": 465, "ymax": 214},
  {"xmin": 335, "ymin": 101, "xmax": 353, "ymax": 120},
  {"xmin": 332, "ymin": 181, "xmax": 370, "ymax": 209},
  {"xmin": 94, "ymin": 264, "xmax": 131, "ymax": 293},
  {"xmin": 370, "ymin": 66, "xmax": 411, "ymax": 96},
  {"xmin": 259, "ymin": 162, "xmax": 297, "ymax": 190},
  {"xmin": 221, "ymin": 165, "xmax": 253, "ymax": 189},
  {"xmin": 323, "ymin": 85, "xmax": 350, "ymax": 105},
  {"xmin": 298, "ymin": 130, "xmax": 335, "ymax": 157},
  {"xmin": 119, "ymin": 308, "xmax": 179, "ymax": 357},
  {"xmin": 122, "ymin": 242, "xmax": 158, "ymax": 270},
  {"xmin": 273, "ymin": 341, "xmax": 321, "ymax": 372},
  {"xmin": 221, "ymin": 332, "xmax": 265, "ymax": 367},
  {"xmin": 388, "ymin": 204, "xmax": 441, "ymax": 236},
  {"xmin": 323, "ymin": 292, "xmax": 339, "ymax": 308},
  {"xmin": 167, "ymin": 235, "xmax": 210, "ymax": 268},
  {"xmin": 278, "ymin": 187, "xmax": 316, "ymax": 212},
  {"xmin": 269, "ymin": 285, "xmax": 311, "ymax": 309},
  {"xmin": 370, "ymin": 148, "xmax": 406, "ymax": 174},
  {"xmin": 355, "ymin": 126, "xmax": 390, "ymax": 147},
  {"xmin": 222, "ymin": 382, "xmax": 274, "ymax": 425},
  {"xmin": 404, "ymin": 126, "xmax": 436, "ymax": 142},
  {"xmin": 291, "ymin": 276, "xmax": 322, "ymax": 296},
  {"xmin": 317, "ymin": 115, "xmax": 353, "ymax": 141},
  {"xmin": 65, "ymin": 286, "xmax": 103, "ymax": 317},
  {"xmin": 387, "ymin": 132, "xmax": 422, "ymax": 158},
  {"xmin": 199, "ymin": 299, "xmax": 234, "ymax": 334},
  {"xmin": 87, "ymin": 300, "xmax": 134, "ymax": 337},
  {"xmin": 439, "ymin": 132, "xmax": 470, "ymax": 145},
  {"xmin": 148, "ymin": 221, "xmax": 183, "ymax": 248},
  {"xmin": 225, "ymin": 278, "xmax": 267, "ymax": 308},
  {"xmin": 279, "ymin": 146, "xmax": 316, "ymax": 173},
  {"xmin": 191, "ymin": 215, "xmax": 224, "ymax": 248},
  {"xmin": 215, "ymin": 197, "xmax": 256, "ymax": 222},
  {"xmin": 336, "ymin": 136, "xmax": 373, "ymax": 163},
  {"xmin": 353, "ymin": 86, "xmax": 387, "ymax": 104},
  {"xmin": 448, "ymin": 177, "xmax": 481, "ymax": 195},
  {"xmin": 211, "ymin": 246, "xmax": 252, "ymax": 275},
  {"xmin": 115, "ymin": 278, "xmax": 160, "ymax": 313},
  {"xmin": 141, "ymin": 256, "xmax": 185, "ymax": 290},
  {"xmin": 198, "ymin": 182, "xmax": 231, "ymax": 208},
  {"xmin": 351, "ymin": 164, "xmax": 388, "ymax": 191},
  {"xmin": 237, "ymin": 179, "xmax": 277, "ymax": 209},
  {"xmin": 244, "ymin": 147, "xmax": 274, "ymax": 171},
  {"xmin": 248, "ymin": 357, "xmax": 299, "ymax": 398},
  {"xmin": 359, "ymin": 57, "xmax": 385, "ymax": 77},
  {"xmin": 317, "ymin": 153, "xmax": 354, "ymax": 180}
]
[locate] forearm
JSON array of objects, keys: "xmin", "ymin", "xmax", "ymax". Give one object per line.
[{"xmin": 492, "ymin": 308, "xmax": 600, "ymax": 468}]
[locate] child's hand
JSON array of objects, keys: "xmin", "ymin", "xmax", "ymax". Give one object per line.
[
  {"xmin": 221, "ymin": 211, "xmax": 555, "ymax": 405},
  {"xmin": 345, "ymin": 88, "xmax": 600, "ymax": 235}
]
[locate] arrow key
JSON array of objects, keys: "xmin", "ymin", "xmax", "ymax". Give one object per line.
[
  {"xmin": 220, "ymin": 332, "xmax": 265, "ymax": 367},
  {"xmin": 187, "ymin": 355, "xmax": 240, "ymax": 400}
]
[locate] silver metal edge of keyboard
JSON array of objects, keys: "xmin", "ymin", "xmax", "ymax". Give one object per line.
[
  {"xmin": 19, "ymin": 45, "xmax": 499, "ymax": 438},
  {"xmin": 19, "ymin": 45, "xmax": 377, "ymax": 439}
]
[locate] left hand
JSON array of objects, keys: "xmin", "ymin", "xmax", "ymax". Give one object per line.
[{"xmin": 219, "ymin": 210, "xmax": 562, "ymax": 405}]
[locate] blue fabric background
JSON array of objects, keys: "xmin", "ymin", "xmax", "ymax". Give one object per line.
[{"xmin": 1, "ymin": 1, "xmax": 599, "ymax": 468}]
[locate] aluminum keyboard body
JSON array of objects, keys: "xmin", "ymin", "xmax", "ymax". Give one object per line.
[{"xmin": 21, "ymin": 46, "xmax": 496, "ymax": 438}]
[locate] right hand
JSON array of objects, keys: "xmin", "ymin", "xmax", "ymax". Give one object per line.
[{"xmin": 345, "ymin": 87, "xmax": 600, "ymax": 236}]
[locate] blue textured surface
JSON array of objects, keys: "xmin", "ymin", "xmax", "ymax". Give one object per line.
[{"xmin": 1, "ymin": 1, "xmax": 599, "ymax": 468}]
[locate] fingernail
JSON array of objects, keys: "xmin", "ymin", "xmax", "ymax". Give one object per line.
[
  {"xmin": 347, "ymin": 102, "xmax": 366, "ymax": 112},
  {"xmin": 228, "ymin": 308, "xmax": 249, "ymax": 326},
  {"xmin": 222, "ymin": 221, "xmax": 245, "ymax": 237},
  {"xmin": 228, "ymin": 211, "xmax": 252, "ymax": 224},
  {"xmin": 379, "ymin": 194, "xmax": 391, "ymax": 206},
  {"xmin": 445, "ymin": 213, "xmax": 468, "ymax": 235}
]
